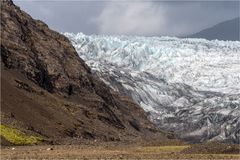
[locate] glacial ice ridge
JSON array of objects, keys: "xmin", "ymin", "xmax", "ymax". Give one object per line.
[{"xmin": 65, "ymin": 32, "xmax": 240, "ymax": 94}]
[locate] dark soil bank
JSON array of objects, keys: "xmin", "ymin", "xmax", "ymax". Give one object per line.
[{"xmin": 181, "ymin": 142, "xmax": 240, "ymax": 154}]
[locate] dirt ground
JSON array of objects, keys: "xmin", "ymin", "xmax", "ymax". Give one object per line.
[{"xmin": 1, "ymin": 144, "xmax": 240, "ymax": 159}]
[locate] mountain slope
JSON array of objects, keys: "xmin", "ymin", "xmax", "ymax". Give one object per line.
[
  {"xmin": 188, "ymin": 18, "xmax": 240, "ymax": 41},
  {"xmin": 65, "ymin": 33, "xmax": 240, "ymax": 143},
  {"xmin": 0, "ymin": 0, "xmax": 174, "ymax": 145}
]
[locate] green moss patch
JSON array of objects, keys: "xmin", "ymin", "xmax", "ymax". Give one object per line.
[{"xmin": 0, "ymin": 124, "xmax": 42, "ymax": 145}]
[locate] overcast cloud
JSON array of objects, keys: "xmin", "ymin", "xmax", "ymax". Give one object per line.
[
  {"xmin": 14, "ymin": 0, "xmax": 239, "ymax": 36},
  {"xmin": 92, "ymin": 2, "xmax": 167, "ymax": 36}
]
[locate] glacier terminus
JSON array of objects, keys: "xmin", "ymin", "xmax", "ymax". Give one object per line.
[{"xmin": 65, "ymin": 33, "xmax": 240, "ymax": 143}]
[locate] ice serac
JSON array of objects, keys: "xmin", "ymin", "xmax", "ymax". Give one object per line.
[{"xmin": 65, "ymin": 32, "xmax": 240, "ymax": 143}]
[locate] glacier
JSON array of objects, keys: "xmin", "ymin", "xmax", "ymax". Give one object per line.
[{"xmin": 65, "ymin": 32, "xmax": 240, "ymax": 143}]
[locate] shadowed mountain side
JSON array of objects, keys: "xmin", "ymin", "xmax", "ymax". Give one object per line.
[{"xmin": 187, "ymin": 17, "xmax": 239, "ymax": 41}]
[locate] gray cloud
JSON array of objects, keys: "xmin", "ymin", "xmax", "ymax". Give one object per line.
[
  {"xmin": 91, "ymin": 2, "xmax": 167, "ymax": 36},
  {"xmin": 92, "ymin": 1, "xmax": 239, "ymax": 36},
  {"xmin": 14, "ymin": 0, "xmax": 239, "ymax": 36},
  {"xmin": 14, "ymin": 0, "xmax": 104, "ymax": 34}
]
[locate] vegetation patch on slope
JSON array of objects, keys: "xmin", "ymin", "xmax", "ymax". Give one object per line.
[{"xmin": 0, "ymin": 124, "xmax": 42, "ymax": 145}]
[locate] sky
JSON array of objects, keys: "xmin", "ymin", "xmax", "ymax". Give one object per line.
[{"xmin": 14, "ymin": 0, "xmax": 240, "ymax": 37}]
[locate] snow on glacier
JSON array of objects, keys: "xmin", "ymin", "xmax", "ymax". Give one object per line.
[
  {"xmin": 65, "ymin": 32, "xmax": 240, "ymax": 143},
  {"xmin": 65, "ymin": 32, "xmax": 240, "ymax": 94}
]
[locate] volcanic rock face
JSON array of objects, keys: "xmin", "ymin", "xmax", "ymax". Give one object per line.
[
  {"xmin": 1, "ymin": 0, "xmax": 92, "ymax": 94},
  {"xmin": 1, "ymin": 0, "xmax": 171, "ymax": 144}
]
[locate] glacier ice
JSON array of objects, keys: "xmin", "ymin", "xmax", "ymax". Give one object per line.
[
  {"xmin": 65, "ymin": 32, "xmax": 240, "ymax": 143},
  {"xmin": 65, "ymin": 32, "xmax": 240, "ymax": 94}
]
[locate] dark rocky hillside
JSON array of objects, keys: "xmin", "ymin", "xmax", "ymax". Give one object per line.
[
  {"xmin": 0, "ymin": 0, "xmax": 177, "ymax": 145},
  {"xmin": 187, "ymin": 17, "xmax": 239, "ymax": 41}
]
